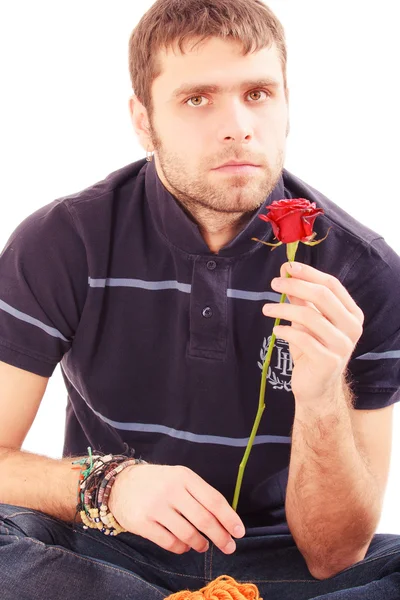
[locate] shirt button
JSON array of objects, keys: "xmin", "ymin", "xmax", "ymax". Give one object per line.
[
  {"xmin": 202, "ymin": 306, "xmax": 213, "ymax": 318},
  {"xmin": 206, "ymin": 260, "xmax": 217, "ymax": 270}
]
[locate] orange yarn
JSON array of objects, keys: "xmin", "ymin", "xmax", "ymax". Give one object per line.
[{"xmin": 165, "ymin": 575, "xmax": 262, "ymax": 600}]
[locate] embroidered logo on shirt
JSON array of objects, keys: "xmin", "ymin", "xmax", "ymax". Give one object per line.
[{"xmin": 257, "ymin": 335, "xmax": 293, "ymax": 392}]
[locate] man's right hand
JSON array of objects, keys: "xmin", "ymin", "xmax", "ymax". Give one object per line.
[{"xmin": 108, "ymin": 463, "xmax": 246, "ymax": 554}]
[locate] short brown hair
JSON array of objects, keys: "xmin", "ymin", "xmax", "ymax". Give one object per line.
[{"xmin": 128, "ymin": 0, "xmax": 287, "ymax": 119}]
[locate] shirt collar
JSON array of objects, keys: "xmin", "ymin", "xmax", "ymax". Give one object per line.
[{"xmin": 144, "ymin": 158, "xmax": 286, "ymax": 257}]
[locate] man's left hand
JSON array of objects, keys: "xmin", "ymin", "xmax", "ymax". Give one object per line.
[{"xmin": 262, "ymin": 262, "xmax": 365, "ymax": 405}]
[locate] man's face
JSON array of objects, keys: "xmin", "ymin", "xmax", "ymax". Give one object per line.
[{"xmin": 144, "ymin": 36, "xmax": 289, "ymax": 215}]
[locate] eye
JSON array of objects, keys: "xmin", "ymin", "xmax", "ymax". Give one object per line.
[
  {"xmin": 184, "ymin": 90, "xmax": 270, "ymax": 107},
  {"xmin": 247, "ymin": 90, "xmax": 270, "ymax": 102},
  {"xmin": 185, "ymin": 95, "xmax": 209, "ymax": 107}
]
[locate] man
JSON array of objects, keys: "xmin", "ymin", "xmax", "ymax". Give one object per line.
[{"xmin": 0, "ymin": 0, "xmax": 399, "ymax": 598}]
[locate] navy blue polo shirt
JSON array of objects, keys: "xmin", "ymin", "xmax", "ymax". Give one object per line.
[{"xmin": 1, "ymin": 157, "xmax": 400, "ymax": 534}]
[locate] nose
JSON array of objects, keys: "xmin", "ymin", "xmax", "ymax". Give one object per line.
[{"xmin": 216, "ymin": 98, "xmax": 254, "ymax": 144}]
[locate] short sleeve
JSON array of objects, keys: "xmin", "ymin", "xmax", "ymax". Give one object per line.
[
  {"xmin": 346, "ymin": 237, "xmax": 400, "ymax": 409},
  {"xmin": 0, "ymin": 200, "xmax": 88, "ymax": 377}
]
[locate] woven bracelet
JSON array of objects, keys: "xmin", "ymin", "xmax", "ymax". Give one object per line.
[{"xmin": 72, "ymin": 447, "xmax": 147, "ymax": 536}]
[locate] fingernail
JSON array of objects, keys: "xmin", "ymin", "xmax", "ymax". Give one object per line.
[
  {"xmin": 224, "ymin": 540, "xmax": 236, "ymax": 553},
  {"xmin": 290, "ymin": 262, "xmax": 302, "ymax": 272},
  {"xmin": 271, "ymin": 278, "xmax": 282, "ymax": 289},
  {"xmin": 234, "ymin": 525, "xmax": 245, "ymax": 537}
]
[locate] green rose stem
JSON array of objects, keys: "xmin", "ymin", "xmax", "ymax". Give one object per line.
[{"xmin": 231, "ymin": 240, "xmax": 299, "ymax": 511}]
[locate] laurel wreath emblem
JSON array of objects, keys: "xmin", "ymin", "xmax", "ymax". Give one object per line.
[{"xmin": 257, "ymin": 336, "xmax": 292, "ymax": 391}]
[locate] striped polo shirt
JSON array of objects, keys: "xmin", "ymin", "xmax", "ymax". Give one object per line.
[{"xmin": 1, "ymin": 157, "xmax": 399, "ymax": 534}]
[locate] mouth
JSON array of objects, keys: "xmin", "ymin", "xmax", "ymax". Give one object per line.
[
  {"xmin": 214, "ymin": 160, "xmax": 260, "ymax": 168},
  {"xmin": 212, "ymin": 163, "xmax": 261, "ymax": 174}
]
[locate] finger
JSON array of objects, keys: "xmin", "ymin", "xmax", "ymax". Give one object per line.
[
  {"xmin": 143, "ymin": 520, "xmax": 192, "ymax": 554},
  {"xmin": 272, "ymin": 324, "xmax": 350, "ymax": 378},
  {"xmin": 281, "ymin": 262, "xmax": 364, "ymax": 324},
  {"xmin": 268, "ymin": 292, "xmax": 309, "ymax": 335},
  {"xmin": 272, "ymin": 270, "xmax": 318, "ymax": 313},
  {"xmin": 285, "ymin": 293, "xmax": 317, "ymax": 318},
  {"xmin": 271, "ymin": 277, "xmax": 363, "ymax": 344},
  {"xmin": 175, "ymin": 491, "xmax": 235, "ymax": 554},
  {"xmin": 160, "ymin": 507, "xmax": 210, "ymax": 553},
  {"xmin": 186, "ymin": 473, "xmax": 245, "ymax": 541},
  {"xmin": 264, "ymin": 303, "xmax": 353, "ymax": 353}
]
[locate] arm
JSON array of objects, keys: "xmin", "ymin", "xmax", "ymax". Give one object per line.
[
  {"xmin": 0, "ymin": 448, "xmax": 84, "ymax": 523},
  {"xmin": 263, "ymin": 261, "xmax": 396, "ymax": 580},
  {"xmin": 0, "ymin": 360, "xmax": 83, "ymax": 522},
  {"xmin": 286, "ymin": 378, "xmax": 392, "ymax": 580},
  {"xmin": 0, "ymin": 359, "xmax": 246, "ymax": 556}
]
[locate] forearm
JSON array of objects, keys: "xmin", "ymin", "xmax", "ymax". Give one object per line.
[
  {"xmin": 0, "ymin": 447, "xmax": 83, "ymax": 522},
  {"xmin": 286, "ymin": 388, "xmax": 382, "ymax": 579}
]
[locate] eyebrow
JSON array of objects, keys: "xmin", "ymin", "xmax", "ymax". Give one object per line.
[{"xmin": 171, "ymin": 78, "xmax": 281, "ymax": 99}]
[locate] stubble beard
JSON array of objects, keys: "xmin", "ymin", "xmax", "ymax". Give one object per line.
[{"xmin": 148, "ymin": 124, "xmax": 285, "ymax": 230}]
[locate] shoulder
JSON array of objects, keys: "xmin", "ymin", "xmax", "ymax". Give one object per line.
[
  {"xmin": 282, "ymin": 168, "xmax": 400, "ymax": 282},
  {"xmin": 55, "ymin": 157, "xmax": 148, "ymax": 224}
]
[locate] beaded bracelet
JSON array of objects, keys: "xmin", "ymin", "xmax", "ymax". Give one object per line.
[
  {"xmin": 72, "ymin": 447, "xmax": 147, "ymax": 536},
  {"xmin": 77, "ymin": 455, "xmax": 146, "ymax": 535},
  {"xmin": 72, "ymin": 447, "xmax": 102, "ymax": 503},
  {"xmin": 82, "ymin": 459, "xmax": 138, "ymax": 535}
]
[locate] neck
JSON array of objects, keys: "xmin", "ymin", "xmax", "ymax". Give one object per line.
[
  {"xmin": 175, "ymin": 197, "xmax": 254, "ymax": 254},
  {"xmin": 152, "ymin": 158, "xmax": 255, "ymax": 252},
  {"xmin": 193, "ymin": 207, "xmax": 252, "ymax": 253}
]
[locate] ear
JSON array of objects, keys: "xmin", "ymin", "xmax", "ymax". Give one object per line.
[
  {"xmin": 285, "ymin": 87, "xmax": 290, "ymax": 137},
  {"xmin": 128, "ymin": 95, "xmax": 153, "ymax": 152}
]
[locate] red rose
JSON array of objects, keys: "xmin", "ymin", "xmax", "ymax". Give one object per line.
[{"xmin": 259, "ymin": 198, "xmax": 324, "ymax": 244}]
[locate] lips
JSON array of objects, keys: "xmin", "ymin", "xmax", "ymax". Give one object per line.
[{"xmin": 215, "ymin": 161, "xmax": 259, "ymax": 168}]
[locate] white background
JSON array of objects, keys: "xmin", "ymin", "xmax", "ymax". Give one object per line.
[{"xmin": 0, "ymin": 1, "xmax": 399, "ymax": 533}]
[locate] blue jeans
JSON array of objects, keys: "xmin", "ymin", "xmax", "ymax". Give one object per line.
[{"xmin": 1, "ymin": 503, "xmax": 399, "ymax": 599}]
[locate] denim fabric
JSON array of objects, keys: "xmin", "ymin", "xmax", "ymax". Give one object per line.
[{"xmin": 1, "ymin": 503, "xmax": 399, "ymax": 600}]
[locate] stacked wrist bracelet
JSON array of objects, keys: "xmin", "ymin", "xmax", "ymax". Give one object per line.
[{"xmin": 72, "ymin": 446, "xmax": 147, "ymax": 536}]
